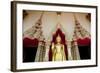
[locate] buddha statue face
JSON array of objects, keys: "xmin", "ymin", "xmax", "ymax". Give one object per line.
[{"xmin": 56, "ymin": 35, "xmax": 61, "ymax": 43}]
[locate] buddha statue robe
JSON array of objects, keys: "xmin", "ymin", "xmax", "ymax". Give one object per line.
[{"xmin": 51, "ymin": 43, "xmax": 66, "ymax": 61}]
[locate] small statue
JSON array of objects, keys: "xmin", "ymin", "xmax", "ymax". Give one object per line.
[{"xmin": 51, "ymin": 35, "xmax": 66, "ymax": 61}]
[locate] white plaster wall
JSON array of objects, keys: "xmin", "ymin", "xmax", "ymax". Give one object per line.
[{"xmin": 23, "ymin": 11, "xmax": 90, "ymax": 40}]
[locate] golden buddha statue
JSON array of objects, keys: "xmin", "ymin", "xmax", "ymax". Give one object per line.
[{"xmin": 51, "ymin": 35, "xmax": 66, "ymax": 61}]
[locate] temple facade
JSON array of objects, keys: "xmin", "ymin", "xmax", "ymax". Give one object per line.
[{"xmin": 23, "ymin": 11, "xmax": 91, "ymax": 62}]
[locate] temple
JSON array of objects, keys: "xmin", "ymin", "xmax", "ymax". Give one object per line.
[{"xmin": 23, "ymin": 11, "xmax": 91, "ymax": 62}]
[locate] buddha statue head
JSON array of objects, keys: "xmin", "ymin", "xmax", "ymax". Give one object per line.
[{"xmin": 56, "ymin": 34, "xmax": 61, "ymax": 43}]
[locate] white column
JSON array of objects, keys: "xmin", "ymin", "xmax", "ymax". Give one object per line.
[
  {"xmin": 74, "ymin": 42, "xmax": 80, "ymax": 60},
  {"xmin": 35, "ymin": 42, "xmax": 41, "ymax": 62},
  {"xmin": 44, "ymin": 41, "xmax": 50, "ymax": 61},
  {"xmin": 67, "ymin": 41, "xmax": 73, "ymax": 60}
]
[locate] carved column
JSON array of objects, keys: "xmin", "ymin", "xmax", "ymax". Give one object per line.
[
  {"xmin": 71, "ymin": 40, "xmax": 80, "ymax": 60},
  {"xmin": 67, "ymin": 41, "xmax": 73, "ymax": 60},
  {"xmin": 44, "ymin": 40, "xmax": 51, "ymax": 61},
  {"xmin": 35, "ymin": 42, "xmax": 41, "ymax": 62}
]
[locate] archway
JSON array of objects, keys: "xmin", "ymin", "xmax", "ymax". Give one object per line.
[{"xmin": 49, "ymin": 28, "xmax": 68, "ymax": 61}]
